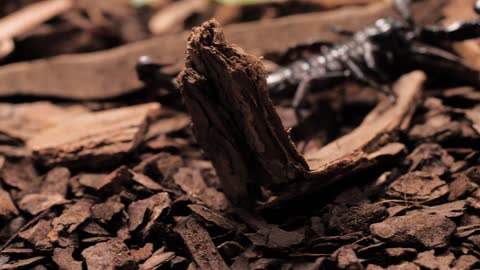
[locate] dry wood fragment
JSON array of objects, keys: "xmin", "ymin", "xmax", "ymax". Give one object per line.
[
  {"xmin": 27, "ymin": 103, "xmax": 160, "ymax": 169},
  {"xmin": 18, "ymin": 219, "xmax": 54, "ymax": 251},
  {"xmin": 178, "ymin": 19, "xmax": 309, "ymax": 206},
  {"xmin": 0, "ymin": 0, "xmax": 73, "ymax": 59},
  {"xmin": 0, "ymin": 0, "xmax": 445, "ymax": 99},
  {"xmin": 48, "ymin": 199, "xmax": 93, "ymax": 241},
  {"xmin": 148, "ymin": 0, "xmax": 208, "ymax": 35},
  {"xmin": 18, "ymin": 193, "xmax": 68, "ymax": 215},
  {"xmin": 174, "ymin": 217, "xmax": 229, "ymax": 270},
  {"xmin": 0, "ymin": 256, "xmax": 44, "ymax": 270},
  {"xmin": 178, "ymin": 19, "xmax": 424, "ymax": 208},
  {"xmin": 127, "ymin": 192, "xmax": 171, "ymax": 233},
  {"xmin": 0, "ymin": 102, "xmax": 88, "ymax": 141},
  {"xmin": 52, "ymin": 247, "xmax": 82, "ymax": 270},
  {"xmin": 0, "ymin": 188, "xmax": 19, "ymax": 220},
  {"xmin": 140, "ymin": 248, "xmax": 176, "ymax": 270},
  {"xmin": 81, "ymin": 238, "xmax": 136, "ymax": 270},
  {"xmin": 173, "ymin": 168, "xmax": 229, "ymax": 211}
]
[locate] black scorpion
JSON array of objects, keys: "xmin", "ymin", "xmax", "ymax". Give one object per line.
[{"xmin": 137, "ymin": 0, "xmax": 480, "ymax": 116}]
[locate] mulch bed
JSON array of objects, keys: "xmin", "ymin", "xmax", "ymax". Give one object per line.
[{"xmin": 0, "ymin": 0, "xmax": 479, "ymax": 269}]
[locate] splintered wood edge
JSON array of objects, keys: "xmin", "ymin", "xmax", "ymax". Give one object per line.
[{"xmin": 178, "ymin": 19, "xmax": 308, "ymax": 206}]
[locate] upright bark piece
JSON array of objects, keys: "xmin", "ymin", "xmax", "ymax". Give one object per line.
[
  {"xmin": 178, "ymin": 20, "xmax": 309, "ymax": 206},
  {"xmin": 179, "ymin": 20, "xmax": 425, "ymax": 208}
]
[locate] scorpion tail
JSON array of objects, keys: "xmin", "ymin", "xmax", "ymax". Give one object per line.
[
  {"xmin": 136, "ymin": 55, "xmax": 178, "ymax": 89},
  {"xmin": 393, "ymin": 0, "xmax": 414, "ymax": 27}
]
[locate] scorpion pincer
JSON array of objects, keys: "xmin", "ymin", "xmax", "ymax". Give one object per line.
[{"xmin": 137, "ymin": 0, "xmax": 480, "ymax": 116}]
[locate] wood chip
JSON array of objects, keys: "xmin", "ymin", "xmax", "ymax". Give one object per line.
[
  {"xmin": 127, "ymin": 192, "xmax": 171, "ymax": 233},
  {"xmin": 18, "ymin": 219, "xmax": 54, "ymax": 251},
  {"xmin": 386, "ymin": 171, "xmax": 449, "ymax": 202},
  {"xmin": 414, "ymin": 250, "xmax": 455, "ymax": 270},
  {"xmin": 0, "ymin": 158, "xmax": 39, "ymax": 192},
  {"xmin": 91, "ymin": 196, "xmax": 124, "ymax": 224},
  {"xmin": 0, "ymin": 256, "xmax": 44, "ymax": 270},
  {"xmin": 81, "ymin": 238, "xmax": 135, "ymax": 270},
  {"xmin": 453, "ymin": 255, "xmax": 479, "ymax": 270},
  {"xmin": 27, "ymin": 103, "xmax": 160, "ymax": 169},
  {"xmin": 332, "ymin": 246, "xmax": 363, "ymax": 270},
  {"xmin": 370, "ymin": 213, "xmax": 456, "ymax": 249},
  {"xmin": 0, "ymin": 187, "xmax": 18, "ymax": 220},
  {"xmin": 173, "ymin": 168, "xmax": 228, "ymax": 211},
  {"xmin": 40, "ymin": 167, "xmax": 70, "ymax": 197},
  {"xmin": 140, "ymin": 247, "xmax": 176, "ymax": 270},
  {"xmin": 18, "ymin": 193, "xmax": 68, "ymax": 215},
  {"xmin": 448, "ymin": 174, "xmax": 478, "ymax": 201},
  {"xmin": 145, "ymin": 112, "xmax": 190, "ymax": 140},
  {"xmin": 52, "ymin": 247, "xmax": 82, "ymax": 270},
  {"xmin": 49, "ymin": 200, "xmax": 93, "ymax": 241},
  {"xmin": 406, "ymin": 144, "xmax": 454, "ymax": 177},
  {"xmin": 327, "ymin": 203, "xmax": 388, "ymax": 234},
  {"xmin": 188, "ymin": 204, "xmax": 238, "ymax": 232},
  {"xmin": 0, "ymin": 102, "xmax": 87, "ymax": 141},
  {"xmin": 130, "ymin": 170, "xmax": 165, "ymax": 191},
  {"xmin": 93, "ymin": 166, "xmax": 132, "ymax": 195},
  {"xmin": 174, "ymin": 217, "xmax": 229, "ymax": 270},
  {"xmin": 409, "ymin": 200, "xmax": 466, "ymax": 218}
]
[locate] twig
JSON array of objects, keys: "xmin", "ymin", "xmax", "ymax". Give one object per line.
[
  {"xmin": 0, "ymin": 0, "xmax": 73, "ymax": 58},
  {"xmin": 149, "ymin": 0, "xmax": 209, "ymax": 35}
]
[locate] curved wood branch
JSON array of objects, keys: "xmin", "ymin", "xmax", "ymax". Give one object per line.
[
  {"xmin": 179, "ymin": 19, "xmax": 425, "ymax": 208},
  {"xmin": 0, "ymin": 0, "xmax": 443, "ymax": 99}
]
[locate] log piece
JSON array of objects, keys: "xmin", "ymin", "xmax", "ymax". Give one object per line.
[
  {"xmin": 0, "ymin": 0, "xmax": 445, "ymax": 99},
  {"xmin": 27, "ymin": 103, "xmax": 160, "ymax": 169},
  {"xmin": 179, "ymin": 20, "xmax": 424, "ymax": 209},
  {"xmin": 178, "ymin": 20, "xmax": 309, "ymax": 206},
  {"xmin": 174, "ymin": 218, "xmax": 229, "ymax": 270}
]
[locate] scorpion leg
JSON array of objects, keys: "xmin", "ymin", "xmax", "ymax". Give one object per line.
[
  {"xmin": 409, "ymin": 44, "xmax": 480, "ymax": 87},
  {"xmin": 292, "ymin": 71, "xmax": 347, "ymax": 122},
  {"xmin": 136, "ymin": 55, "xmax": 178, "ymax": 89},
  {"xmin": 363, "ymin": 44, "xmax": 392, "ymax": 84},
  {"xmin": 393, "ymin": 0, "xmax": 414, "ymax": 26},
  {"xmin": 328, "ymin": 25, "xmax": 354, "ymax": 37},
  {"xmin": 420, "ymin": 21, "xmax": 480, "ymax": 42},
  {"xmin": 344, "ymin": 59, "xmax": 396, "ymax": 100},
  {"xmin": 281, "ymin": 41, "xmax": 334, "ymax": 63}
]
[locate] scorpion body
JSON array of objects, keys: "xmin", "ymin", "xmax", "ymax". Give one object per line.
[
  {"xmin": 137, "ymin": 0, "xmax": 480, "ymax": 115},
  {"xmin": 266, "ymin": 0, "xmax": 480, "ymax": 111},
  {"xmin": 266, "ymin": 17, "xmax": 411, "ymax": 105}
]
